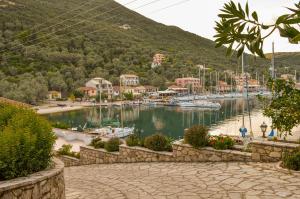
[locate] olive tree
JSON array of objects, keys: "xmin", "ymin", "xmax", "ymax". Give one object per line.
[{"xmin": 214, "ymin": 1, "xmax": 300, "ymax": 57}]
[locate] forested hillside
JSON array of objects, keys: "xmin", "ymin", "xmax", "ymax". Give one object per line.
[{"xmin": 0, "ymin": 0, "xmax": 298, "ymax": 103}]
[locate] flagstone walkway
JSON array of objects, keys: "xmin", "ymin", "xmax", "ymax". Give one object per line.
[{"xmin": 65, "ymin": 162, "xmax": 300, "ymax": 199}]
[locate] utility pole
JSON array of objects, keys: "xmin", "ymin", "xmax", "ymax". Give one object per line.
[{"xmin": 272, "ymin": 42, "xmax": 275, "ymax": 79}]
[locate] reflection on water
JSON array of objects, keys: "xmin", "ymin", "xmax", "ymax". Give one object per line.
[{"xmin": 46, "ymin": 98, "xmax": 263, "ymax": 139}]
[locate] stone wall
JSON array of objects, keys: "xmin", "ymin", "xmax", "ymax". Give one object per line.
[
  {"xmin": 250, "ymin": 140, "xmax": 299, "ymax": 162},
  {"xmin": 80, "ymin": 146, "xmax": 119, "ymax": 165},
  {"xmin": 78, "ymin": 142, "xmax": 252, "ymax": 165},
  {"xmin": 0, "ymin": 158, "xmax": 65, "ymax": 199},
  {"xmin": 172, "ymin": 141, "xmax": 252, "ymax": 162},
  {"xmin": 59, "ymin": 156, "xmax": 80, "ymax": 167},
  {"xmin": 119, "ymin": 145, "xmax": 174, "ymax": 163}
]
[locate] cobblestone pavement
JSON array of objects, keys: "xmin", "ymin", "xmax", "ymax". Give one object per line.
[{"xmin": 65, "ymin": 162, "xmax": 300, "ymax": 199}]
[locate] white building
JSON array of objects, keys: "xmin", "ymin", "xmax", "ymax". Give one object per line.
[
  {"xmin": 120, "ymin": 74, "xmax": 139, "ymax": 87},
  {"xmin": 85, "ymin": 78, "xmax": 113, "ymax": 98}
]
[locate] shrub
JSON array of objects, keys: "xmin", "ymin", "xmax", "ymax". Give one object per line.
[
  {"xmin": 90, "ymin": 137, "xmax": 105, "ymax": 149},
  {"xmin": 184, "ymin": 125, "xmax": 209, "ymax": 148},
  {"xmin": 283, "ymin": 148, "xmax": 300, "ymax": 171},
  {"xmin": 0, "ymin": 103, "xmax": 56, "ymax": 180},
  {"xmin": 126, "ymin": 134, "xmax": 140, "ymax": 147},
  {"xmin": 57, "ymin": 144, "xmax": 80, "ymax": 159},
  {"xmin": 144, "ymin": 134, "xmax": 168, "ymax": 151},
  {"xmin": 51, "ymin": 121, "xmax": 70, "ymax": 129},
  {"xmin": 209, "ymin": 136, "xmax": 234, "ymax": 150},
  {"xmin": 104, "ymin": 138, "xmax": 120, "ymax": 152}
]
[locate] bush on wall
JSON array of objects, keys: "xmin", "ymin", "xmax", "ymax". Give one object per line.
[
  {"xmin": 0, "ymin": 103, "xmax": 56, "ymax": 180},
  {"xmin": 184, "ymin": 125, "xmax": 209, "ymax": 148}
]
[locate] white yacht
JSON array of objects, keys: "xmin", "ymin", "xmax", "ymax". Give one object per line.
[
  {"xmin": 91, "ymin": 127, "xmax": 134, "ymax": 138},
  {"xmin": 178, "ymin": 101, "xmax": 221, "ymax": 109}
]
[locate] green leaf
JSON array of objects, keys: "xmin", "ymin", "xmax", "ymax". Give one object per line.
[
  {"xmin": 245, "ymin": 2, "xmax": 249, "ymax": 17},
  {"xmin": 252, "ymin": 11, "xmax": 258, "ymax": 21},
  {"xmin": 291, "ymin": 33, "xmax": 300, "ymax": 43},
  {"xmin": 237, "ymin": 45, "xmax": 245, "ymax": 57},
  {"xmin": 276, "ymin": 14, "xmax": 289, "ymax": 24}
]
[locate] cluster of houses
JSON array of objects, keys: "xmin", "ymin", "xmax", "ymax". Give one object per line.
[
  {"xmin": 47, "ymin": 70, "xmax": 299, "ymax": 101},
  {"xmin": 77, "ymin": 75, "xmax": 158, "ymax": 100}
]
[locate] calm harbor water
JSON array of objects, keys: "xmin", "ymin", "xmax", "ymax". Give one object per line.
[
  {"xmin": 47, "ymin": 98, "xmax": 300, "ymax": 151},
  {"xmin": 46, "ymin": 98, "xmax": 261, "ymax": 139}
]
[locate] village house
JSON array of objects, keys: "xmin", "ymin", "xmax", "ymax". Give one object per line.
[
  {"xmin": 151, "ymin": 53, "xmax": 165, "ymax": 68},
  {"xmin": 167, "ymin": 85, "xmax": 188, "ymax": 95},
  {"xmin": 47, "ymin": 91, "xmax": 62, "ymax": 100},
  {"xmin": 280, "ymin": 74, "xmax": 296, "ymax": 81},
  {"xmin": 78, "ymin": 87, "xmax": 97, "ymax": 97},
  {"xmin": 144, "ymin": 85, "xmax": 159, "ymax": 93},
  {"xmin": 85, "ymin": 77, "xmax": 113, "ymax": 99},
  {"xmin": 120, "ymin": 74, "xmax": 139, "ymax": 87},
  {"xmin": 175, "ymin": 77, "xmax": 202, "ymax": 93},
  {"xmin": 217, "ymin": 81, "xmax": 231, "ymax": 93}
]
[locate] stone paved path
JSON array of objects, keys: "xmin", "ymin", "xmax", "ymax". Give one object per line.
[{"xmin": 65, "ymin": 162, "xmax": 300, "ymax": 199}]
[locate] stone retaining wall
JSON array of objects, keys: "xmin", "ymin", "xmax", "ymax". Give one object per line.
[
  {"xmin": 59, "ymin": 156, "xmax": 80, "ymax": 167},
  {"xmin": 172, "ymin": 142, "xmax": 252, "ymax": 162},
  {"xmin": 80, "ymin": 146, "xmax": 119, "ymax": 165},
  {"xmin": 78, "ymin": 142, "xmax": 252, "ymax": 165},
  {"xmin": 119, "ymin": 145, "xmax": 174, "ymax": 162},
  {"xmin": 249, "ymin": 140, "xmax": 299, "ymax": 162},
  {"xmin": 0, "ymin": 158, "xmax": 65, "ymax": 199}
]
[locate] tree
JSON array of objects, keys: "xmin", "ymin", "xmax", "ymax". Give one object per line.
[
  {"xmin": 73, "ymin": 90, "xmax": 84, "ymax": 100},
  {"xmin": 215, "ymin": 1, "xmax": 300, "ymax": 57},
  {"xmin": 123, "ymin": 92, "xmax": 134, "ymax": 101},
  {"xmin": 259, "ymin": 79, "xmax": 300, "ymax": 138}
]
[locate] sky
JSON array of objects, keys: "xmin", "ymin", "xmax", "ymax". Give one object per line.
[{"xmin": 115, "ymin": 0, "xmax": 299, "ymax": 53}]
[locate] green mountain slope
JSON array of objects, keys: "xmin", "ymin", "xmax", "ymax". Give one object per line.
[
  {"xmin": 266, "ymin": 52, "xmax": 300, "ymax": 68},
  {"xmin": 0, "ymin": 0, "xmax": 298, "ymax": 103}
]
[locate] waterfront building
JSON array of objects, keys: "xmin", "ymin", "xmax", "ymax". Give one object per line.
[
  {"xmin": 175, "ymin": 77, "xmax": 202, "ymax": 94},
  {"xmin": 167, "ymin": 85, "xmax": 188, "ymax": 95},
  {"xmin": 120, "ymin": 74, "xmax": 139, "ymax": 86},
  {"xmin": 85, "ymin": 78, "xmax": 113, "ymax": 99},
  {"xmin": 78, "ymin": 87, "xmax": 97, "ymax": 97},
  {"xmin": 144, "ymin": 85, "xmax": 159, "ymax": 93},
  {"xmin": 280, "ymin": 74, "xmax": 296, "ymax": 81},
  {"xmin": 217, "ymin": 81, "xmax": 231, "ymax": 93},
  {"xmin": 48, "ymin": 91, "xmax": 62, "ymax": 100}
]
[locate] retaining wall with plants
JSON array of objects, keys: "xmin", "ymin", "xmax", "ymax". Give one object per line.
[
  {"xmin": 0, "ymin": 158, "xmax": 65, "ymax": 199},
  {"xmin": 76, "ymin": 141, "xmax": 252, "ymax": 165},
  {"xmin": 249, "ymin": 140, "xmax": 300, "ymax": 162},
  {"xmin": 172, "ymin": 141, "xmax": 252, "ymax": 162}
]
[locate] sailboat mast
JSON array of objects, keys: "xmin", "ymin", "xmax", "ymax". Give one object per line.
[
  {"xmin": 241, "ymin": 53, "xmax": 245, "ymax": 127},
  {"xmin": 272, "ymin": 42, "xmax": 275, "ymax": 79}
]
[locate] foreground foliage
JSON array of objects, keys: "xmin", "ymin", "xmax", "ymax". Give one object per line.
[
  {"xmin": 215, "ymin": 1, "xmax": 300, "ymax": 57},
  {"xmin": 0, "ymin": 103, "xmax": 55, "ymax": 180},
  {"xmin": 144, "ymin": 134, "xmax": 173, "ymax": 152},
  {"xmin": 184, "ymin": 125, "xmax": 209, "ymax": 148},
  {"xmin": 209, "ymin": 136, "xmax": 235, "ymax": 150},
  {"xmin": 57, "ymin": 144, "xmax": 80, "ymax": 159},
  {"xmin": 259, "ymin": 79, "xmax": 300, "ymax": 138},
  {"xmin": 104, "ymin": 138, "xmax": 121, "ymax": 152},
  {"xmin": 283, "ymin": 147, "xmax": 300, "ymax": 171}
]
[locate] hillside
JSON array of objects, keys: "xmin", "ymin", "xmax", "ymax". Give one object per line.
[
  {"xmin": 0, "ymin": 0, "xmax": 297, "ymax": 103},
  {"xmin": 266, "ymin": 52, "xmax": 300, "ymax": 69}
]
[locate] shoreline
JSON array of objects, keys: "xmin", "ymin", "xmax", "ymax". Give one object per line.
[{"xmin": 36, "ymin": 105, "xmax": 85, "ymax": 115}]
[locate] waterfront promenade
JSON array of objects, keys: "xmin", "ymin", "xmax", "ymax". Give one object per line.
[{"xmin": 65, "ymin": 162, "xmax": 300, "ymax": 199}]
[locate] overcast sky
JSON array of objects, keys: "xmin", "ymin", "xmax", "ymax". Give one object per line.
[{"xmin": 115, "ymin": 0, "xmax": 299, "ymax": 53}]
